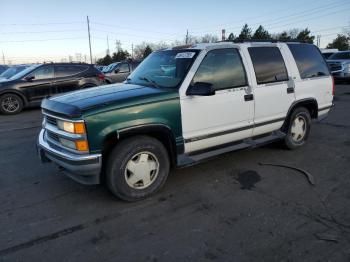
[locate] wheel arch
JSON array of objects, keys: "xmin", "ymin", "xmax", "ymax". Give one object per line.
[
  {"xmin": 0, "ymin": 90, "xmax": 28, "ymax": 106},
  {"xmin": 281, "ymin": 98, "xmax": 318, "ymax": 132},
  {"xmin": 102, "ymin": 124, "xmax": 178, "ymax": 168}
]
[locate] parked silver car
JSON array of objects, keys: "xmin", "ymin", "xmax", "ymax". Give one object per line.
[
  {"xmin": 327, "ymin": 51, "xmax": 350, "ymax": 82},
  {"xmin": 103, "ymin": 61, "xmax": 140, "ymax": 84}
]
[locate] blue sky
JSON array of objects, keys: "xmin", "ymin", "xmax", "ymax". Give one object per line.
[{"xmin": 1, "ymin": 0, "xmax": 349, "ymax": 63}]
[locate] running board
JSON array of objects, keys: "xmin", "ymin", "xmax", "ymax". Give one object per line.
[{"xmin": 177, "ymin": 131, "xmax": 285, "ymax": 167}]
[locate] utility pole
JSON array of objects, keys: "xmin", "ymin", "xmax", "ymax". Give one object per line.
[
  {"xmin": 185, "ymin": 30, "xmax": 189, "ymax": 44},
  {"xmin": 1, "ymin": 51, "xmax": 5, "ymax": 64},
  {"xmin": 106, "ymin": 35, "xmax": 110, "ymax": 56},
  {"xmin": 131, "ymin": 43, "xmax": 134, "ymax": 59},
  {"xmin": 316, "ymin": 35, "xmax": 321, "ymax": 47},
  {"xmin": 87, "ymin": 16, "xmax": 93, "ymax": 64}
]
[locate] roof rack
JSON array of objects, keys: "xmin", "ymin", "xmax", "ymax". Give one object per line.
[
  {"xmin": 219, "ymin": 39, "xmax": 303, "ymax": 43},
  {"xmin": 42, "ymin": 61, "xmax": 88, "ymax": 64}
]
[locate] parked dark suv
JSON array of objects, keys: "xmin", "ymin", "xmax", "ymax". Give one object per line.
[{"xmin": 0, "ymin": 62, "xmax": 105, "ymax": 114}]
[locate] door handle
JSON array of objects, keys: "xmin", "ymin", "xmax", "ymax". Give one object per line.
[
  {"xmin": 244, "ymin": 94, "xmax": 254, "ymax": 101},
  {"xmin": 287, "ymin": 87, "xmax": 295, "ymax": 94}
]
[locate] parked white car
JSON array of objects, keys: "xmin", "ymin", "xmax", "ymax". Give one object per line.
[{"xmin": 39, "ymin": 41, "xmax": 334, "ymax": 200}]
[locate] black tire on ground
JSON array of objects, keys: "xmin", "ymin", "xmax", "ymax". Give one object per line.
[
  {"xmin": 81, "ymin": 84, "xmax": 96, "ymax": 89},
  {"xmin": 0, "ymin": 93, "xmax": 24, "ymax": 115},
  {"xmin": 106, "ymin": 135, "xmax": 170, "ymax": 201},
  {"xmin": 283, "ymin": 107, "xmax": 311, "ymax": 150}
]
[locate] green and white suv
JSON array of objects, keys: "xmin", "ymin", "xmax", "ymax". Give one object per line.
[{"xmin": 38, "ymin": 41, "xmax": 334, "ymax": 201}]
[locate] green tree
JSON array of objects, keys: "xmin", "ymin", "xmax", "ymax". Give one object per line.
[
  {"xmin": 228, "ymin": 33, "xmax": 236, "ymax": 41},
  {"xmin": 252, "ymin": 25, "xmax": 270, "ymax": 39},
  {"xmin": 112, "ymin": 50, "xmax": 130, "ymax": 62},
  {"xmin": 296, "ymin": 28, "xmax": 315, "ymax": 44},
  {"xmin": 143, "ymin": 45, "xmax": 153, "ymax": 59},
  {"xmin": 96, "ymin": 54, "xmax": 113, "ymax": 66},
  {"xmin": 238, "ymin": 24, "xmax": 252, "ymax": 40},
  {"xmin": 277, "ymin": 31, "xmax": 292, "ymax": 41},
  {"xmin": 326, "ymin": 34, "xmax": 350, "ymax": 51}
]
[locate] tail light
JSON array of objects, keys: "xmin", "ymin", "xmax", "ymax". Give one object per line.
[
  {"xmin": 98, "ymin": 73, "xmax": 105, "ymax": 81},
  {"xmin": 332, "ymin": 76, "xmax": 335, "ymax": 96}
]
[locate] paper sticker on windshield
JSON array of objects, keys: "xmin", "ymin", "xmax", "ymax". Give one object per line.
[{"xmin": 175, "ymin": 52, "xmax": 196, "ymax": 59}]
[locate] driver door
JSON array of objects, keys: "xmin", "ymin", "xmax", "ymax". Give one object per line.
[
  {"xmin": 21, "ymin": 65, "xmax": 54, "ymax": 102},
  {"xmin": 180, "ymin": 48, "xmax": 255, "ymax": 154}
]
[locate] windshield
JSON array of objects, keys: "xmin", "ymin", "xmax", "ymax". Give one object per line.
[
  {"xmin": 0, "ymin": 65, "xmax": 29, "ymax": 79},
  {"xmin": 328, "ymin": 52, "xmax": 350, "ymax": 60},
  {"xmin": 127, "ymin": 49, "xmax": 200, "ymax": 89},
  {"xmin": 9, "ymin": 64, "xmax": 41, "ymax": 80}
]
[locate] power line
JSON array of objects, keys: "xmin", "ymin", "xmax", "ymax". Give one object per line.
[
  {"xmin": 187, "ymin": 1, "xmax": 350, "ymax": 35},
  {"xmin": 0, "ymin": 22, "xmax": 84, "ymax": 26},
  {"xmin": 0, "ymin": 37, "xmax": 86, "ymax": 43},
  {"xmin": 91, "ymin": 22, "xmax": 175, "ymax": 36},
  {"xmin": 0, "ymin": 29, "xmax": 85, "ymax": 34}
]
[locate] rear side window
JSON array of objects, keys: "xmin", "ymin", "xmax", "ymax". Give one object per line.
[
  {"xmin": 248, "ymin": 47, "xmax": 288, "ymax": 85},
  {"xmin": 54, "ymin": 65, "xmax": 88, "ymax": 77},
  {"xmin": 118, "ymin": 63, "xmax": 130, "ymax": 73},
  {"xmin": 288, "ymin": 44, "xmax": 330, "ymax": 79},
  {"xmin": 192, "ymin": 48, "xmax": 247, "ymax": 90}
]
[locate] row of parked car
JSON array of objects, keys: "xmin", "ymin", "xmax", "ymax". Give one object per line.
[
  {"xmin": 0, "ymin": 48, "xmax": 349, "ymax": 115},
  {"xmin": 0, "ymin": 60, "xmax": 140, "ymax": 114},
  {"xmin": 323, "ymin": 50, "xmax": 350, "ymax": 83}
]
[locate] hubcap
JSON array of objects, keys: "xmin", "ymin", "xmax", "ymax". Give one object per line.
[
  {"xmin": 124, "ymin": 151, "xmax": 159, "ymax": 189},
  {"xmin": 2, "ymin": 96, "xmax": 19, "ymax": 113},
  {"xmin": 291, "ymin": 116, "xmax": 306, "ymax": 142}
]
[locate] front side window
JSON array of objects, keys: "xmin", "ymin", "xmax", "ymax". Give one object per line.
[
  {"xmin": 288, "ymin": 44, "xmax": 330, "ymax": 79},
  {"xmin": 28, "ymin": 65, "xmax": 54, "ymax": 80},
  {"xmin": 248, "ymin": 47, "xmax": 288, "ymax": 85},
  {"xmin": 127, "ymin": 49, "xmax": 199, "ymax": 89},
  {"xmin": 192, "ymin": 49, "xmax": 247, "ymax": 90}
]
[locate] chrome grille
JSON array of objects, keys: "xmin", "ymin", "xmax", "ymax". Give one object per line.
[
  {"xmin": 47, "ymin": 131, "xmax": 60, "ymax": 142},
  {"xmin": 327, "ymin": 62, "xmax": 342, "ymax": 72},
  {"xmin": 45, "ymin": 115, "xmax": 57, "ymax": 126}
]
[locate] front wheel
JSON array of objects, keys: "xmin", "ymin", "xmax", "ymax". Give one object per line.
[
  {"xmin": 283, "ymin": 107, "xmax": 311, "ymax": 149},
  {"xmin": 0, "ymin": 93, "xmax": 24, "ymax": 115},
  {"xmin": 106, "ymin": 136, "xmax": 170, "ymax": 201}
]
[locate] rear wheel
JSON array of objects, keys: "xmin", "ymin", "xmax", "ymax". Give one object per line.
[
  {"xmin": 106, "ymin": 136, "xmax": 170, "ymax": 201},
  {"xmin": 0, "ymin": 93, "xmax": 23, "ymax": 115},
  {"xmin": 283, "ymin": 107, "xmax": 311, "ymax": 149}
]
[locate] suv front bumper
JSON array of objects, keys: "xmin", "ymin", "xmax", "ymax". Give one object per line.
[{"xmin": 37, "ymin": 129, "xmax": 102, "ymax": 185}]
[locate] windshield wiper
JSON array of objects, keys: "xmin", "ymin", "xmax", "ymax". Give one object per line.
[{"xmin": 139, "ymin": 76, "xmax": 161, "ymax": 88}]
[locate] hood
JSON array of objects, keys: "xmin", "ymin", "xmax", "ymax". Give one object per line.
[{"xmin": 42, "ymin": 83, "xmax": 179, "ymax": 118}]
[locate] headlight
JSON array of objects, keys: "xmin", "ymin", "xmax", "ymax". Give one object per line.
[
  {"xmin": 57, "ymin": 120, "xmax": 86, "ymax": 134},
  {"xmin": 59, "ymin": 137, "xmax": 89, "ymax": 151},
  {"xmin": 343, "ymin": 63, "xmax": 350, "ymax": 73}
]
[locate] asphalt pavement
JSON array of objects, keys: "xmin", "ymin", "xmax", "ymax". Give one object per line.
[{"xmin": 0, "ymin": 85, "xmax": 350, "ymax": 262}]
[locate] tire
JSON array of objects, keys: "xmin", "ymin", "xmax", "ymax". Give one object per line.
[
  {"xmin": 106, "ymin": 135, "xmax": 170, "ymax": 201},
  {"xmin": 81, "ymin": 84, "xmax": 96, "ymax": 89},
  {"xmin": 0, "ymin": 93, "xmax": 24, "ymax": 115},
  {"xmin": 283, "ymin": 107, "xmax": 311, "ymax": 150}
]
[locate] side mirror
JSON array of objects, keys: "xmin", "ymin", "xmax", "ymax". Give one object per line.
[
  {"xmin": 25, "ymin": 76, "xmax": 35, "ymax": 82},
  {"xmin": 114, "ymin": 68, "xmax": 120, "ymax": 74},
  {"xmin": 186, "ymin": 82, "xmax": 215, "ymax": 96}
]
